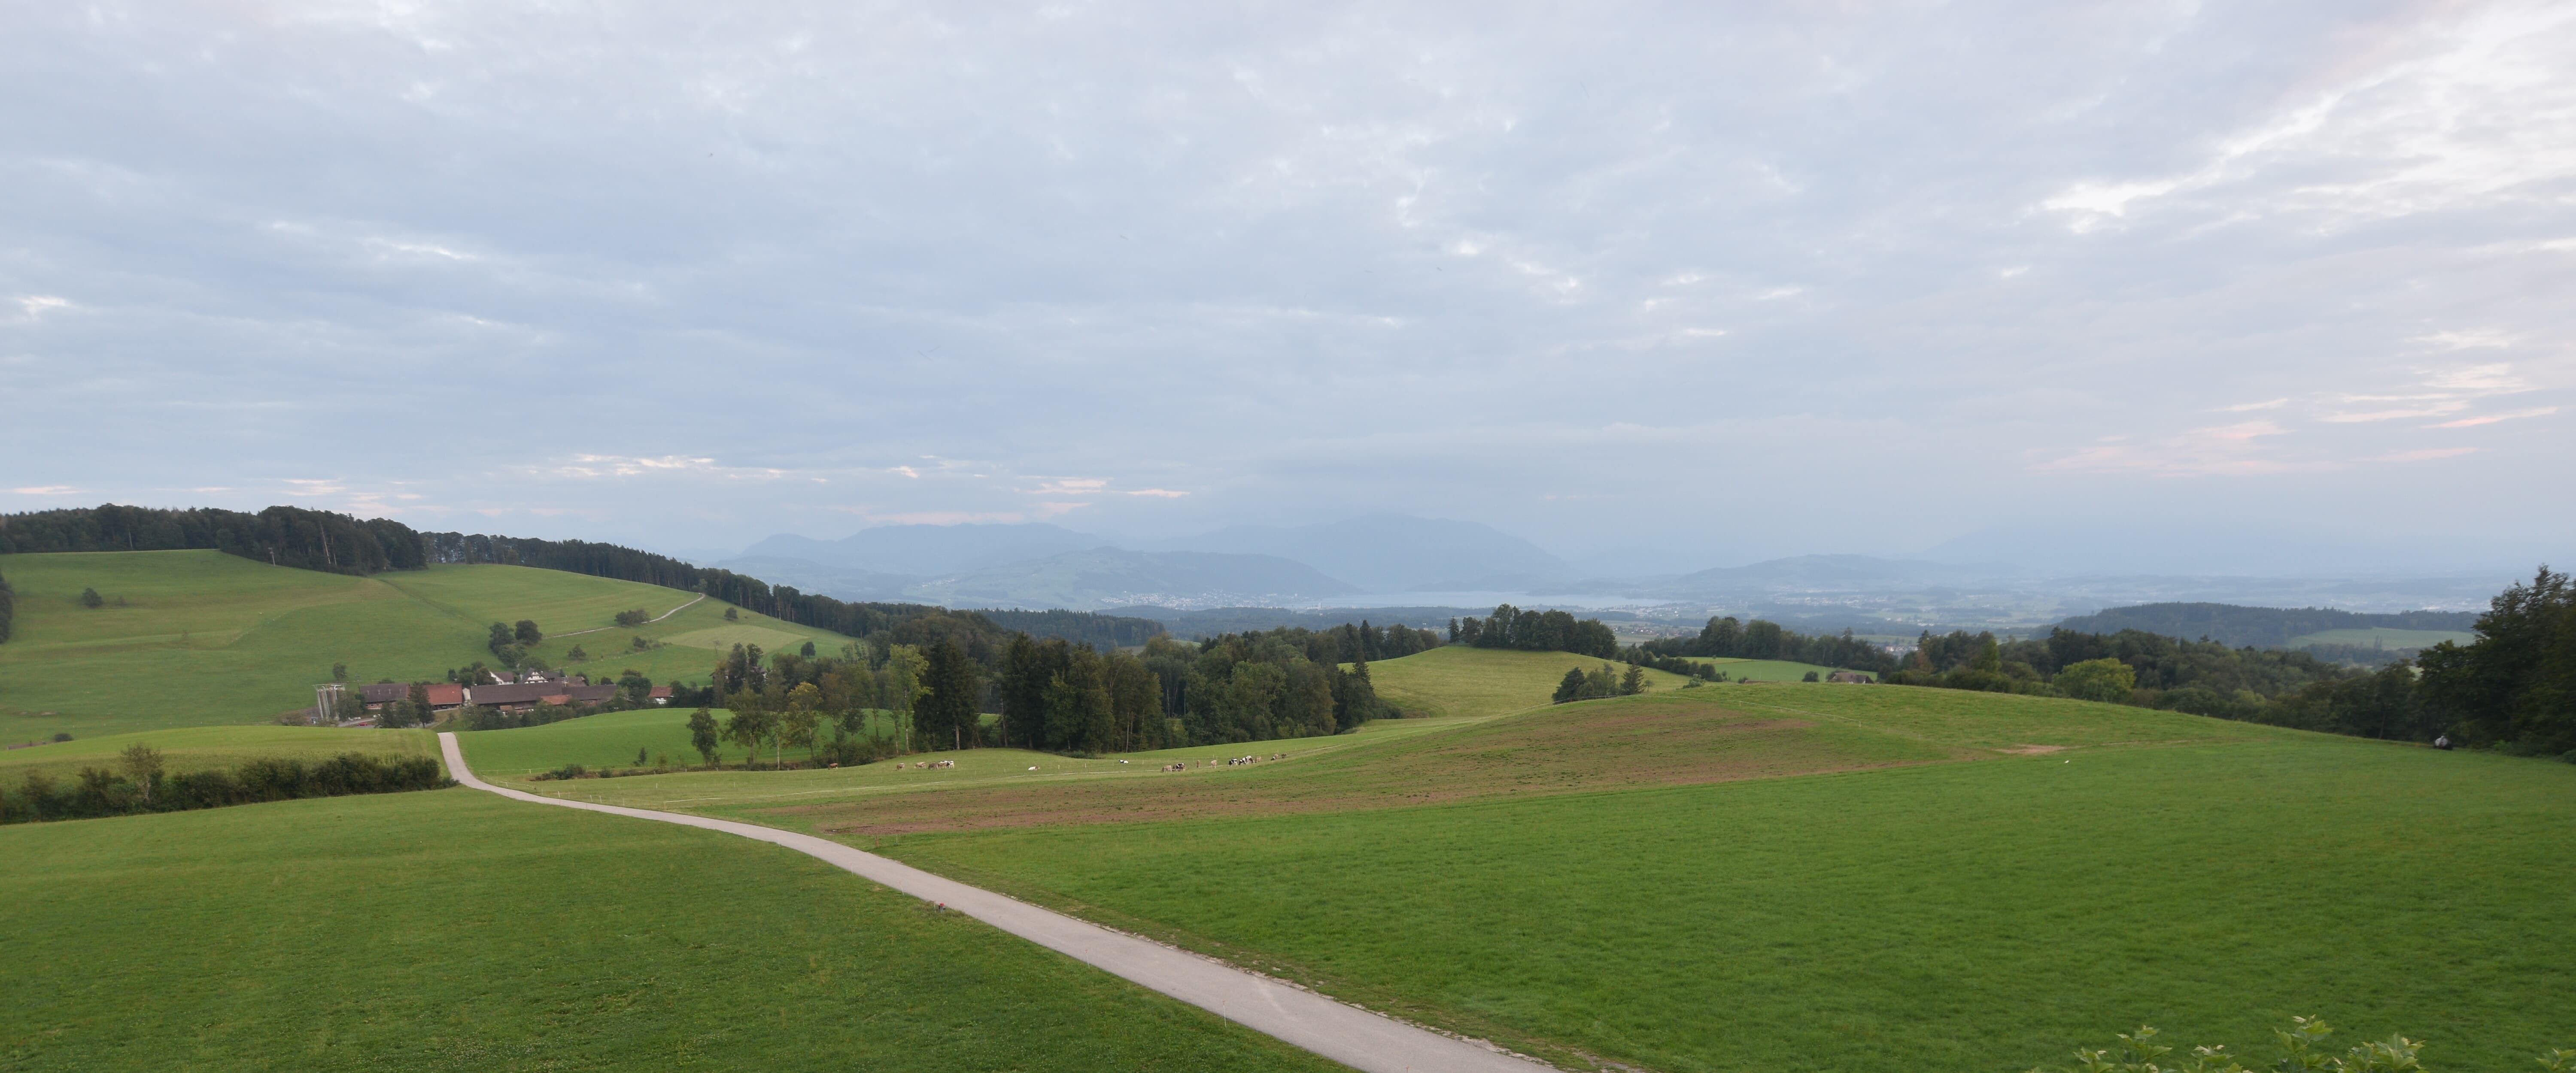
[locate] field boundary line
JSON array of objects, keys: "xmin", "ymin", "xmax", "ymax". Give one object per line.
[
  {"xmin": 437, "ymin": 733, "xmax": 1553, "ymax": 1073},
  {"xmin": 551, "ymin": 594, "xmax": 707, "ymax": 638}
]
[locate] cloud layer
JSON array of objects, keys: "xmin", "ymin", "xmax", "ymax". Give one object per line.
[{"xmin": 3, "ymin": 0, "xmax": 2569, "ymax": 571}]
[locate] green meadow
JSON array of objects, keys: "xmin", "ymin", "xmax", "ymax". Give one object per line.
[
  {"xmin": 0, "ymin": 788, "xmax": 1343, "ymax": 1072},
  {"xmin": 0, "ymin": 551, "xmax": 835, "ymax": 739},
  {"xmin": 455, "ymin": 706, "xmax": 904, "ymax": 777},
  {"xmin": 0, "ymin": 724, "xmax": 435, "ymax": 784},
  {"xmin": 1364, "ymin": 645, "xmax": 1697, "ymax": 718},
  {"xmin": 489, "ymin": 646, "xmax": 2567, "ymax": 1073},
  {"xmin": 1685, "ymin": 655, "xmax": 1863, "ymax": 682},
  {"xmin": 878, "ymin": 735, "xmax": 2576, "ymax": 1072}
]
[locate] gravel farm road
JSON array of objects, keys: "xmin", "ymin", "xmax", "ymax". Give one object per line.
[{"xmin": 437, "ymin": 733, "xmax": 1549, "ymax": 1073}]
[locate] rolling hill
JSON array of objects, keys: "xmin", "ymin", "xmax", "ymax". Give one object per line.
[{"xmin": 0, "ymin": 550, "xmax": 843, "ymax": 739}]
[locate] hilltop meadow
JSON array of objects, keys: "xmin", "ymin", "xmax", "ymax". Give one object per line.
[{"xmin": 4, "ymin": 529, "xmax": 2570, "ymax": 1072}]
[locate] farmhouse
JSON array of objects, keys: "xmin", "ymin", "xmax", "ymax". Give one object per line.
[
  {"xmin": 357, "ymin": 682, "xmax": 465, "ymax": 712},
  {"xmin": 467, "ymin": 680, "xmax": 618, "ymax": 711}
]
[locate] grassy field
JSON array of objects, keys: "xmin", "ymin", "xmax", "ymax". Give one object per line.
[
  {"xmin": 1365, "ymin": 645, "xmax": 1698, "ymax": 718},
  {"xmin": 1685, "ymin": 656, "xmax": 1865, "ymax": 682},
  {"xmin": 0, "ymin": 551, "xmax": 837, "ymax": 739},
  {"xmin": 470, "ymin": 645, "xmax": 2568, "ymax": 1072},
  {"xmin": 0, "ymin": 724, "xmax": 436, "ymax": 784},
  {"xmin": 0, "ymin": 788, "xmax": 1345, "ymax": 1072},
  {"xmin": 2287, "ymin": 626, "xmax": 2478, "ymax": 650},
  {"xmin": 455, "ymin": 706, "xmax": 909, "ymax": 777}
]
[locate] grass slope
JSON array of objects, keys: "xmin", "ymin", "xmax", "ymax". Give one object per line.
[
  {"xmin": 0, "ymin": 551, "xmax": 835, "ymax": 738},
  {"xmin": 1686, "ymin": 656, "xmax": 1864, "ymax": 682},
  {"xmin": 455, "ymin": 707, "xmax": 903, "ymax": 777},
  {"xmin": 397, "ymin": 648, "xmax": 2573, "ymax": 1069},
  {"xmin": 0, "ymin": 788, "xmax": 1345, "ymax": 1072},
  {"xmin": 1365, "ymin": 646, "xmax": 1697, "ymax": 718},
  {"xmin": 0, "ymin": 724, "xmax": 435, "ymax": 784},
  {"xmin": 880, "ymin": 737, "xmax": 2575, "ymax": 1072}
]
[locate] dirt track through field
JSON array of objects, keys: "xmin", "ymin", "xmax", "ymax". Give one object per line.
[{"xmin": 436, "ymin": 733, "xmax": 1547, "ymax": 1073}]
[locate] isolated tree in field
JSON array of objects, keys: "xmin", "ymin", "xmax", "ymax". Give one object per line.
[
  {"xmin": 781, "ymin": 682, "xmax": 824, "ymax": 764},
  {"xmin": 565, "ymin": 644, "xmax": 588, "ymax": 663},
  {"xmin": 331, "ymin": 662, "xmax": 348, "ymax": 682},
  {"xmin": 80, "ymin": 586, "xmax": 104, "ymax": 609},
  {"xmin": 723, "ymin": 606, "xmax": 739, "ymax": 621},
  {"xmin": 687, "ymin": 708, "xmax": 722, "ymax": 767},
  {"xmin": 2055, "ymin": 658, "xmax": 2137, "ymax": 703},
  {"xmin": 800, "ymin": 640, "xmax": 817, "ymax": 658},
  {"xmin": 1554, "ymin": 667, "xmax": 1587, "ymax": 704},
  {"xmin": 724, "ymin": 706, "xmax": 776, "ymax": 768},
  {"xmin": 513, "ymin": 619, "xmax": 542, "ymax": 646},
  {"xmin": 120, "ymin": 743, "xmax": 164, "ymax": 806},
  {"xmin": 1619, "ymin": 665, "xmax": 1649, "ymax": 695},
  {"xmin": 614, "ymin": 609, "xmax": 649, "ymax": 627}
]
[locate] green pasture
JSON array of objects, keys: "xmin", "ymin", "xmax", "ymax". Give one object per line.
[
  {"xmin": 0, "ymin": 788, "xmax": 1341, "ymax": 1072},
  {"xmin": 1364, "ymin": 645, "xmax": 1697, "ymax": 718},
  {"xmin": 881, "ymin": 729, "xmax": 2576, "ymax": 1073},
  {"xmin": 0, "ymin": 724, "xmax": 436, "ymax": 784},
  {"xmin": 469, "ymin": 708, "xmax": 1468, "ymax": 809},
  {"xmin": 0, "ymin": 552, "xmax": 834, "ymax": 739},
  {"xmin": 1685, "ymin": 655, "xmax": 1863, "ymax": 682},
  {"xmin": 2287, "ymin": 626, "xmax": 2478, "ymax": 650},
  {"xmin": 456, "ymin": 707, "xmax": 905, "ymax": 777}
]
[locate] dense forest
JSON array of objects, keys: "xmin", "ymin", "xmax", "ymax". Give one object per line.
[
  {"xmin": 0, "ymin": 504, "xmax": 426, "ymax": 573},
  {"xmin": 2056, "ymin": 602, "xmax": 2478, "ymax": 649},
  {"xmin": 2419, "ymin": 567, "xmax": 2576, "ymax": 757},
  {"xmin": 1140, "ymin": 627, "xmax": 1394, "ymax": 746},
  {"xmin": 1637, "ymin": 616, "xmax": 1898, "ymax": 673},
  {"xmin": 690, "ymin": 620, "xmax": 1401, "ymax": 762},
  {"xmin": 976, "ymin": 608, "xmax": 1166, "ymax": 649},
  {"xmin": 1450, "ymin": 604, "xmax": 1619, "ymax": 658}
]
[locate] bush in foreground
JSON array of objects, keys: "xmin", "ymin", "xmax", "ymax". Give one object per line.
[
  {"xmin": 2034, "ymin": 1017, "xmax": 2570, "ymax": 1073},
  {"xmin": 2, "ymin": 751, "xmax": 451, "ymax": 823}
]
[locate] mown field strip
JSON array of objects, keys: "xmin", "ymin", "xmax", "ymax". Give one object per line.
[{"xmin": 438, "ymin": 733, "xmax": 1550, "ymax": 1073}]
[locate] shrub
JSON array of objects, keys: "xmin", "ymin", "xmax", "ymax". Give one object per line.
[
  {"xmin": 9, "ymin": 752, "xmax": 448, "ymax": 821},
  {"xmin": 2032, "ymin": 1017, "xmax": 2569, "ymax": 1073},
  {"xmin": 614, "ymin": 609, "xmax": 650, "ymax": 627}
]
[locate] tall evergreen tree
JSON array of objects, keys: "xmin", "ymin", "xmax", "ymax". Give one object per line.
[{"xmin": 917, "ymin": 639, "xmax": 982, "ymax": 752}]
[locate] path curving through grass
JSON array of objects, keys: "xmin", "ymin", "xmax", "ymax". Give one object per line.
[{"xmin": 436, "ymin": 732, "xmax": 1546, "ymax": 1073}]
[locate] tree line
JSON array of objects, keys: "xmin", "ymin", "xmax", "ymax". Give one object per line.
[
  {"xmin": 2054, "ymin": 601, "xmax": 2477, "ymax": 649},
  {"xmin": 1638, "ymin": 617, "xmax": 1898, "ymax": 673},
  {"xmin": 673, "ymin": 620, "xmax": 1410, "ymax": 767},
  {"xmin": 1878, "ymin": 567, "xmax": 2576, "ymax": 757},
  {"xmin": 2, "ymin": 747, "xmax": 451, "ymax": 824},
  {"xmin": 0, "ymin": 503, "xmax": 426, "ymax": 573},
  {"xmin": 1449, "ymin": 604, "xmax": 1619, "ymax": 658}
]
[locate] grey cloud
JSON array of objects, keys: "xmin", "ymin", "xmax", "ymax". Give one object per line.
[{"xmin": 2, "ymin": 0, "xmax": 2570, "ymax": 571}]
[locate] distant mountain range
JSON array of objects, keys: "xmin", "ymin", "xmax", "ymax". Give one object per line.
[
  {"xmin": 739, "ymin": 523, "xmax": 1101, "ymax": 576},
  {"xmin": 1147, "ymin": 515, "xmax": 1578, "ymax": 591},
  {"xmin": 702, "ymin": 516, "xmax": 2515, "ymax": 623},
  {"xmin": 711, "ymin": 515, "xmax": 1571, "ymax": 610}
]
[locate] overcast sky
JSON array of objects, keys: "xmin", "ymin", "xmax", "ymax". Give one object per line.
[{"xmin": 4, "ymin": 1, "xmax": 2569, "ymax": 574}]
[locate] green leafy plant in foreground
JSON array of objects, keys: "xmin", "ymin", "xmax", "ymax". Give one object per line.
[{"xmin": 2035, "ymin": 1018, "xmax": 2572, "ymax": 1073}]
